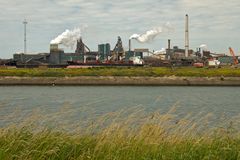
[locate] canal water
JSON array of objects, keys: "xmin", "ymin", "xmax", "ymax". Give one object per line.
[{"xmin": 0, "ymin": 86, "xmax": 239, "ymax": 128}]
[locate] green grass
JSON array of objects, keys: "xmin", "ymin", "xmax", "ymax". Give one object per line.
[
  {"xmin": 1, "ymin": 67, "xmax": 240, "ymax": 77},
  {"xmin": 1, "ymin": 108, "xmax": 240, "ymax": 160},
  {"xmin": 1, "ymin": 129, "xmax": 239, "ymax": 160}
]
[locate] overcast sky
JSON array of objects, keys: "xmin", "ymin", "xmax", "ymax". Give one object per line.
[{"xmin": 0, "ymin": 0, "xmax": 239, "ymax": 58}]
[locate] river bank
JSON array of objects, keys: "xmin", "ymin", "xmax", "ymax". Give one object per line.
[{"xmin": 0, "ymin": 76, "xmax": 240, "ymax": 86}]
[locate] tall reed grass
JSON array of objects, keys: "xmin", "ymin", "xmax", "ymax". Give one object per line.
[{"xmin": 0, "ymin": 105, "xmax": 240, "ymax": 159}]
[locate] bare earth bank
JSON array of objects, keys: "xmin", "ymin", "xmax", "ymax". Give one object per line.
[{"xmin": 0, "ymin": 76, "xmax": 240, "ymax": 86}]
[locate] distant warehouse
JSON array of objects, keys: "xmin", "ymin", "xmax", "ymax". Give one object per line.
[{"xmin": 13, "ymin": 38, "xmax": 96, "ymax": 65}]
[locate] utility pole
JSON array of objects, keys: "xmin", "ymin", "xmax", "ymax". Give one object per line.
[
  {"xmin": 23, "ymin": 19, "xmax": 28, "ymax": 54},
  {"xmin": 185, "ymin": 14, "xmax": 189, "ymax": 58}
]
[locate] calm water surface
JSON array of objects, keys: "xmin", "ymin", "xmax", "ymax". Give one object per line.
[{"xmin": 0, "ymin": 86, "xmax": 239, "ymax": 127}]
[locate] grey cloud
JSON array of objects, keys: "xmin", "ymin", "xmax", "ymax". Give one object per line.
[{"xmin": 0, "ymin": 0, "xmax": 239, "ymax": 58}]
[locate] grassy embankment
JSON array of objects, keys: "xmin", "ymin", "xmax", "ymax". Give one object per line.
[
  {"xmin": 0, "ymin": 67, "xmax": 240, "ymax": 77},
  {"xmin": 0, "ymin": 107, "xmax": 240, "ymax": 160}
]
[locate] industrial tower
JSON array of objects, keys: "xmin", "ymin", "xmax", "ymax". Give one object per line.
[{"xmin": 23, "ymin": 19, "xmax": 28, "ymax": 55}]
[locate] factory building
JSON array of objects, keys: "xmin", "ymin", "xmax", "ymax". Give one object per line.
[
  {"xmin": 12, "ymin": 36, "xmax": 145, "ymax": 67},
  {"xmin": 166, "ymin": 46, "xmax": 194, "ymax": 60},
  {"xmin": 49, "ymin": 39, "xmax": 99, "ymax": 65},
  {"xmin": 13, "ymin": 53, "xmax": 49, "ymax": 65},
  {"xmin": 13, "ymin": 38, "xmax": 99, "ymax": 66},
  {"xmin": 125, "ymin": 49, "xmax": 144, "ymax": 60},
  {"xmin": 112, "ymin": 36, "xmax": 125, "ymax": 61},
  {"xmin": 134, "ymin": 49, "xmax": 148, "ymax": 58},
  {"xmin": 217, "ymin": 56, "xmax": 239, "ymax": 65},
  {"xmin": 98, "ymin": 43, "xmax": 111, "ymax": 61}
]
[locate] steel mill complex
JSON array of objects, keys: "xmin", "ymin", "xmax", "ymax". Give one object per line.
[{"xmin": 0, "ymin": 15, "xmax": 239, "ymax": 68}]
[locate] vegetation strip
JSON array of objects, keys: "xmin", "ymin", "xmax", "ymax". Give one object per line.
[
  {"xmin": 0, "ymin": 109, "xmax": 239, "ymax": 160},
  {"xmin": 1, "ymin": 128, "xmax": 239, "ymax": 160},
  {"xmin": 0, "ymin": 67, "xmax": 240, "ymax": 77}
]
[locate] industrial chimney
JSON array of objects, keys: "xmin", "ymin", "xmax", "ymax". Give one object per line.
[
  {"xmin": 167, "ymin": 39, "xmax": 171, "ymax": 60},
  {"xmin": 129, "ymin": 39, "xmax": 131, "ymax": 52},
  {"xmin": 185, "ymin": 14, "xmax": 189, "ymax": 57}
]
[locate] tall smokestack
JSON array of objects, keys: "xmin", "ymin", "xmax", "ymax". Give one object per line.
[
  {"xmin": 129, "ymin": 39, "xmax": 131, "ymax": 52},
  {"xmin": 23, "ymin": 19, "xmax": 28, "ymax": 55},
  {"xmin": 185, "ymin": 14, "xmax": 189, "ymax": 57},
  {"xmin": 167, "ymin": 39, "xmax": 171, "ymax": 59},
  {"xmin": 168, "ymin": 39, "xmax": 171, "ymax": 50}
]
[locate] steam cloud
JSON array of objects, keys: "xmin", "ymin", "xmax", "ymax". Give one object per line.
[
  {"xmin": 51, "ymin": 26, "xmax": 87, "ymax": 48},
  {"xmin": 130, "ymin": 23, "xmax": 174, "ymax": 43},
  {"xmin": 200, "ymin": 44, "xmax": 208, "ymax": 51},
  {"xmin": 154, "ymin": 48, "xmax": 166, "ymax": 54}
]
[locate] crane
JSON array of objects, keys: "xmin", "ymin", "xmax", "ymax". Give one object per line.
[{"xmin": 229, "ymin": 47, "xmax": 239, "ymax": 65}]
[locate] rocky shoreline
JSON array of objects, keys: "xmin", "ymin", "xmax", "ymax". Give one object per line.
[{"xmin": 0, "ymin": 76, "xmax": 240, "ymax": 86}]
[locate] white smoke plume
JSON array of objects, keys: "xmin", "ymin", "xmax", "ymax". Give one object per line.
[
  {"xmin": 130, "ymin": 23, "xmax": 174, "ymax": 43},
  {"xmin": 51, "ymin": 25, "xmax": 87, "ymax": 48},
  {"xmin": 154, "ymin": 48, "xmax": 166, "ymax": 54},
  {"xmin": 200, "ymin": 44, "xmax": 208, "ymax": 51}
]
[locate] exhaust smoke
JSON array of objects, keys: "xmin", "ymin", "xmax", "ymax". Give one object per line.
[
  {"xmin": 200, "ymin": 44, "xmax": 208, "ymax": 51},
  {"xmin": 129, "ymin": 23, "xmax": 173, "ymax": 43},
  {"xmin": 50, "ymin": 26, "xmax": 87, "ymax": 49},
  {"xmin": 154, "ymin": 48, "xmax": 166, "ymax": 54}
]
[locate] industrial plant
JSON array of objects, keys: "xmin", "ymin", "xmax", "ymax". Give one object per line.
[{"xmin": 0, "ymin": 15, "xmax": 239, "ymax": 68}]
